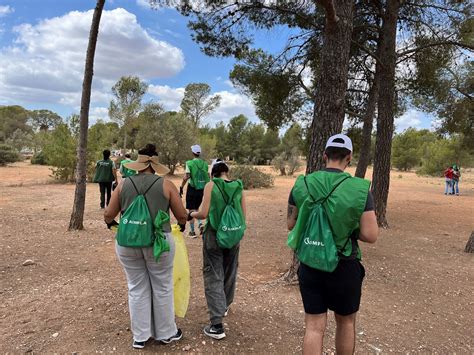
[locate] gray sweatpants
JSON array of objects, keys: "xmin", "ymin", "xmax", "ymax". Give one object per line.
[
  {"xmin": 202, "ymin": 228, "xmax": 240, "ymax": 326},
  {"xmin": 115, "ymin": 232, "xmax": 177, "ymax": 342}
]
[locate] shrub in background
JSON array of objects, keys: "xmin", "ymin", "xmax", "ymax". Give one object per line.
[
  {"xmin": 31, "ymin": 151, "xmax": 48, "ymax": 165},
  {"xmin": 230, "ymin": 165, "xmax": 274, "ymax": 189},
  {"xmin": 0, "ymin": 144, "xmax": 21, "ymax": 166}
]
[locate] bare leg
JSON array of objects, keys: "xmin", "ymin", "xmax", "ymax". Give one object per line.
[
  {"xmin": 335, "ymin": 312, "xmax": 357, "ymax": 355},
  {"xmin": 303, "ymin": 313, "xmax": 327, "ymax": 355}
]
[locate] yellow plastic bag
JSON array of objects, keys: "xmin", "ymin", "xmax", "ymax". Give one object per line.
[{"xmin": 171, "ymin": 224, "xmax": 190, "ymax": 318}]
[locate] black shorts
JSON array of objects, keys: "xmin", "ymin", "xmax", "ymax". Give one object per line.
[
  {"xmin": 298, "ymin": 260, "xmax": 365, "ymax": 316},
  {"xmin": 186, "ymin": 185, "xmax": 204, "ymax": 210}
]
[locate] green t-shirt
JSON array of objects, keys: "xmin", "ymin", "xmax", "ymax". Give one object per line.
[
  {"xmin": 120, "ymin": 159, "xmax": 136, "ymax": 178},
  {"xmin": 93, "ymin": 159, "xmax": 115, "ymax": 183}
]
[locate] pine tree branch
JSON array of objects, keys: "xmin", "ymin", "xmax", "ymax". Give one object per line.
[{"xmin": 397, "ymin": 40, "xmax": 474, "ymax": 59}]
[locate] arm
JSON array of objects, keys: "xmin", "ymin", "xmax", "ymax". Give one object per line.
[
  {"xmin": 104, "ymin": 182, "xmax": 122, "ymax": 223},
  {"xmin": 180, "ymin": 162, "xmax": 191, "ymax": 189},
  {"xmin": 163, "ymin": 179, "xmax": 187, "ymax": 224},
  {"xmin": 190, "ymin": 181, "xmax": 213, "ymax": 220},
  {"xmin": 358, "ymin": 211, "xmax": 378, "ymax": 243},
  {"xmin": 287, "ymin": 203, "xmax": 298, "ymax": 231},
  {"xmin": 112, "ymin": 161, "xmax": 117, "ymax": 182},
  {"xmin": 241, "ymin": 191, "xmax": 247, "ymax": 220}
]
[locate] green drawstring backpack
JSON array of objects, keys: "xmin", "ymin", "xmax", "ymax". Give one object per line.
[
  {"xmin": 194, "ymin": 161, "xmax": 208, "ymax": 190},
  {"xmin": 153, "ymin": 210, "xmax": 171, "ymax": 262},
  {"xmin": 295, "ymin": 176, "xmax": 351, "ymax": 272},
  {"xmin": 215, "ymin": 183, "xmax": 245, "ymax": 249},
  {"xmin": 117, "ymin": 177, "xmax": 159, "ymax": 248}
]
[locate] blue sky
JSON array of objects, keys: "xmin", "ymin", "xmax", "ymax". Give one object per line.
[{"xmin": 0, "ymin": 0, "xmax": 434, "ymax": 132}]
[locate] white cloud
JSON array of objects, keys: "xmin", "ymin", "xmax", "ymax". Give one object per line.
[
  {"xmin": 0, "ymin": 5, "xmax": 13, "ymax": 17},
  {"xmin": 148, "ymin": 84, "xmax": 185, "ymax": 111},
  {"xmin": 136, "ymin": 0, "xmax": 151, "ymax": 8},
  {"xmin": 0, "ymin": 8, "xmax": 184, "ymax": 109},
  {"xmin": 395, "ymin": 109, "xmax": 423, "ymax": 132},
  {"xmin": 148, "ymin": 85, "xmax": 257, "ymax": 125},
  {"xmin": 209, "ymin": 90, "xmax": 256, "ymax": 124},
  {"xmin": 90, "ymin": 106, "xmax": 110, "ymax": 124}
]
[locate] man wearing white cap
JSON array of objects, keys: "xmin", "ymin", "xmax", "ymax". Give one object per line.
[
  {"xmin": 287, "ymin": 134, "xmax": 378, "ymax": 354},
  {"xmin": 180, "ymin": 144, "xmax": 210, "ymax": 237}
]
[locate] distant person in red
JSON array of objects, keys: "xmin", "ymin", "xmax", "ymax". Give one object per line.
[
  {"xmin": 444, "ymin": 166, "xmax": 453, "ymax": 195},
  {"xmin": 452, "ymin": 164, "xmax": 460, "ymax": 196}
]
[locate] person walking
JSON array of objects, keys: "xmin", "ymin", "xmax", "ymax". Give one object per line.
[
  {"xmin": 287, "ymin": 134, "xmax": 378, "ymax": 355},
  {"xmin": 93, "ymin": 149, "xmax": 117, "ymax": 209},
  {"xmin": 104, "ymin": 144, "xmax": 187, "ymax": 349},
  {"xmin": 180, "ymin": 145, "xmax": 210, "ymax": 238},
  {"xmin": 120, "ymin": 153, "xmax": 137, "ymax": 178},
  {"xmin": 444, "ymin": 166, "xmax": 454, "ymax": 195},
  {"xmin": 452, "ymin": 164, "xmax": 460, "ymax": 196},
  {"xmin": 188, "ymin": 159, "xmax": 246, "ymax": 340}
]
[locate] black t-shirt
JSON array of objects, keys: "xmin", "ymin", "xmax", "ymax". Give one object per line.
[{"xmin": 288, "ymin": 168, "xmax": 374, "ymax": 212}]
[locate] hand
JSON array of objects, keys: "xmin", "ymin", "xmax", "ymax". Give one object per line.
[
  {"xmin": 178, "ymin": 223, "xmax": 186, "ymax": 232},
  {"xmin": 106, "ymin": 220, "xmax": 119, "ymax": 230},
  {"xmin": 179, "ymin": 186, "xmax": 184, "ymax": 197},
  {"xmin": 187, "ymin": 211, "xmax": 194, "ymax": 221}
]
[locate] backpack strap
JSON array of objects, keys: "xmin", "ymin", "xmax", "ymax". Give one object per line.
[
  {"xmin": 215, "ymin": 181, "xmax": 238, "ymax": 206},
  {"xmin": 128, "ymin": 176, "xmax": 161, "ymax": 211},
  {"xmin": 304, "ymin": 175, "xmax": 351, "ymax": 204}
]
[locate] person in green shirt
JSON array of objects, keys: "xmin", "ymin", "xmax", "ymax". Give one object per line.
[
  {"xmin": 180, "ymin": 144, "xmax": 210, "ymax": 238},
  {"xmin": 189, "ymin": 159, "xmax": 246, "ymax": 340},
  {"xmin": 120, "ymin": 153, "xmax": 137, "ymax": 178},
  {"xmin": 93, "ymin": 149, "xmax": 117, "ymax": 209},
  {"xmin": 287, "ymin": 134, "xmax": 378, "ymax": 355}
]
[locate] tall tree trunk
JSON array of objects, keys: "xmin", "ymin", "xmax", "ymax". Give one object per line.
[
  {"xmin": 355, "ymin": 67, "xmax": 381, "ymax": 178},
  {"xmin": 68, "ymin": 0, "xmax": 105, "ymax": 231},
  {"xmin": 283, "ymin": 0, "xmax": 355, "ymax": 283},
  {"xmin": 371, "ymin": 0, "xmax": 401, "ymax": 228},
  {"xmin": 307, "ymin": 0, "xmax": 355, "ymax": 173}
]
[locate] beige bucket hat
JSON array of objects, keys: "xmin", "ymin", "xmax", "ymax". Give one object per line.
[{"xmin": 123, "ymin": 155, "xmax": 170, "ymax": 175}]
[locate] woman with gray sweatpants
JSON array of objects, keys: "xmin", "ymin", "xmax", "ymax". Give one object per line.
[
  {"xmin": 105, "ymin": 144, "xmax": 187, "ymax": 350},
  {"xmin": 189, "ymin": 159, "xmax": 247, "ymax": 340}
]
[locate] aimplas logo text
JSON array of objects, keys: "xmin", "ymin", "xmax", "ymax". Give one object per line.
[{"xmin": 304, "ymin": 238, "xmax": 324, "ymax": 247}]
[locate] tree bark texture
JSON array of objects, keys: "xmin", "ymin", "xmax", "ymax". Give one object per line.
[
  {"xmin": 355, "ymin": 66, "xmax": 381, "ymax": 178},
  {"xmin": 371, "ymin": 0, "xmax": 401, "ymax": 228},
  {"xmin": 69, "ymin": 0, "xmax": 105, "ymax": 231},
  {"xmin": 307, "ymin": 0, "xmax": 355, "ymax": 173},
  {"xmin": 464, "ymin": 231, "xmax": 474, "ymax": 253}
]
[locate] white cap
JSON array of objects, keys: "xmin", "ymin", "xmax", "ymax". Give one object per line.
[
  {"xmin": 325, "ymin": 134, "xmax": 353, "ymax": 152},
  {"xmin": 210, "ymin": 158, "xmax": 227, "ymax": 171},
  {"xmin": 191, "ymin": 144, "xmax": 201, "ymax": 154}
]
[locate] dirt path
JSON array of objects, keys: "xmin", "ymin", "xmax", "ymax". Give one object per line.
[{"xmin": 1, "ymin": 162, "xmax": 473, "ymax": 353}]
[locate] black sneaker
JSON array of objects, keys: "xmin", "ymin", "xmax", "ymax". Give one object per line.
[
  {"xmin": 199, "ymin": 224, "xmax": 204, "ymax": 235},
  {"xmin": 161, "ymin": 328, "xmax": 183, "ymax": 344},
  {"xmin": 189, "ymin": 231, "xmax": 197, "ymax": 239},
  {"xmin": 203, "ymin": 324, "xmax": 226, "ymax": 340},
  {"xmin": 132, "ymin": 340, "xmax": 145, "ymax": 349}
]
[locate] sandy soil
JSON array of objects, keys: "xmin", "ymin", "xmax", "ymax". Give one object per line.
[{"xmin": 1, "ymin": 162, "xmax": 473, "ymax": 353}]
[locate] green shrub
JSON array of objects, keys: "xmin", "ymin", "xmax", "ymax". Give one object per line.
[
  {"xmin": 42, "ymin": 124, "xmax": 77, "ymax": 182},
  {"xmin": 272, "ymin": 153, "xmax": 287, "ymax": 176},
  {"xmin": 417, "ymin": 138, "xmax": 470, "ymax": 176},
  {"xmin": 31, "ymin": 151, "xmax": 48, "ymax": 165},
  {"xmin": 230, "ymin": 165, "xmax": 274, "ymax": 189},
  {"xmin": 0, "ymin": 144, "xmax": 21, "ymax": 166}
]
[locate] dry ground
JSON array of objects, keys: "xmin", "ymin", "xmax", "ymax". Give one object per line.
[{"xmin": 1, "ymin": 162, "xmax": 473, "ymax": 353}]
